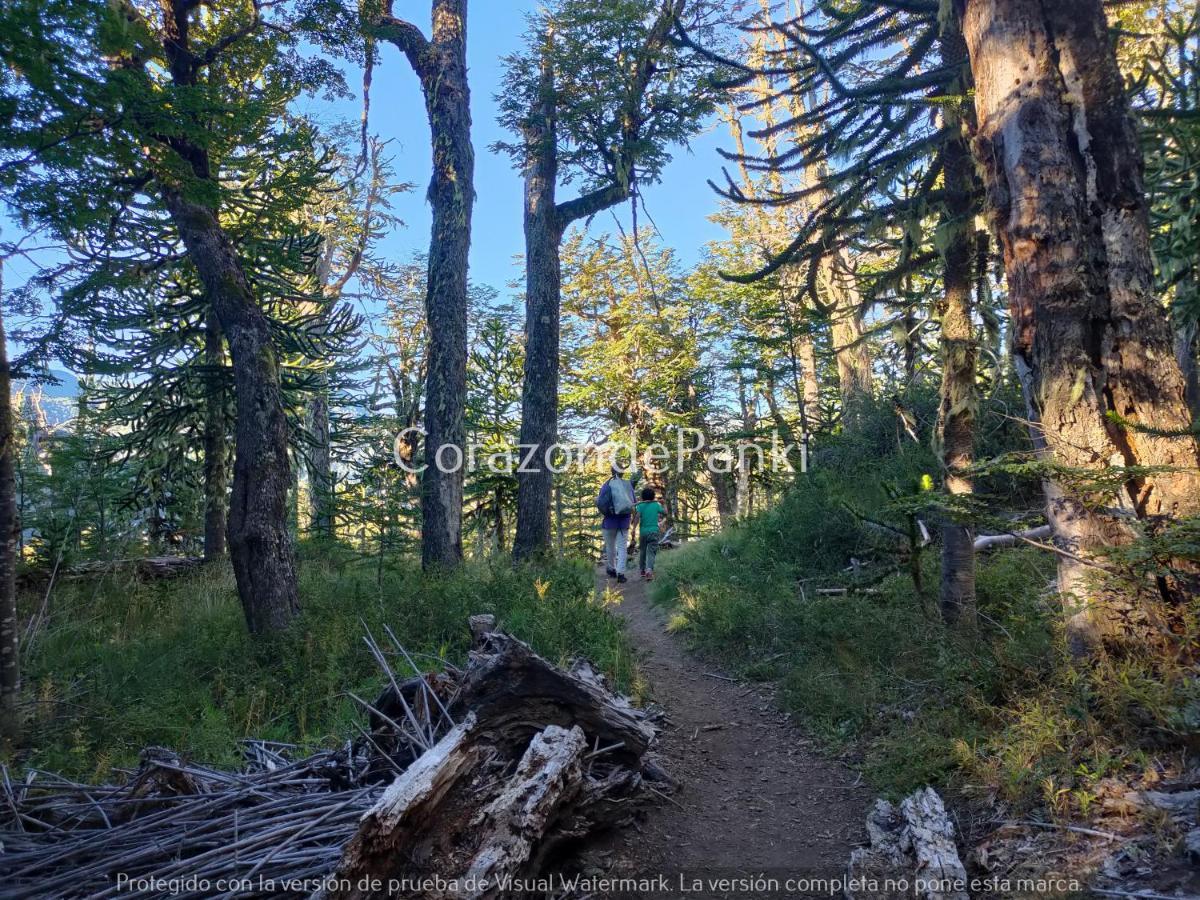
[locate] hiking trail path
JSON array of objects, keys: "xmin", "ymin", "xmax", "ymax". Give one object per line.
[{"xmin": 596, "ymin": 568, "xmax": 869, "ymax": 898}]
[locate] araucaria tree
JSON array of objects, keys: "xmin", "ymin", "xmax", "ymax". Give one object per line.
[
  {"xmin": 369, "ymin": 0, "xmax": 474, "ymax": 569},
  {"xmin": 700, "ymin": 1, "xmax": 986, "ymax": 625},
  {"xmin": 0, "ymin": 0, "xmax": 359, "ymax": 633},
  {"xmin": 958, "ymin": 0, "xmax": 1200, "ymax": 653},
  {"xmin": 499, "ymin": 0, "xmax": 719, "ymax": 560}
]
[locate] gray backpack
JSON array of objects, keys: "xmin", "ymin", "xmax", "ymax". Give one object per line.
[{"xmin": 608, "ymin": 477, "xmax": 635, "ymax": 516}]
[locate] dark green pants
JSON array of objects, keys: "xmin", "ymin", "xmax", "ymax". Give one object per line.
[{"xmin": 639, "ymin": 531, "xmax": 659, "ymax": 573}]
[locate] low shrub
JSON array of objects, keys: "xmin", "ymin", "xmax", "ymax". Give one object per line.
[{"xmin": 652, "ymin": 467, "xmax": 1198, "ymax": 810}]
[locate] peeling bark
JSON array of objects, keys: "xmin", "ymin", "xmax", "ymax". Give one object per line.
[
  {"xmin": 960, "ymin": 0, "xmax": 1200, "ymax": 653},
  {"xmin": 452, "ymin": 632, "xmax": 655, "ymax": 762}
]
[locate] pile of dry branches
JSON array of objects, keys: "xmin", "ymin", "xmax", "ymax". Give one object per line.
[{"xmin": 1, "ymin": 616, "xmax": 663, "ymax": 899}]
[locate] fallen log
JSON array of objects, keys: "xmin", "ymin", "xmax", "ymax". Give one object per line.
[
  {"xmin": 972, "ymin": 525, "xmax": 1053, "ymax": 552},
  {"xmin": 452, "ymin": 631, "xmax": 655, "ymax": 765},
  {"xmin": 5, "ymin": 618, "xmax": 660, "ymax": 900},
  {"xmin": 18, "ymin": 555, "xmax": 204, "ymax": 589},
  {"xmin": 320, "ymin": 625, "xmax": 658, "ymax": 899},
  {"xmin": 320, "ymin": 715, "xmax": 486, "ymax": 898},
  {"xmin": 460, "ymin": 724, "xmax": 588, "ymax": 895}
]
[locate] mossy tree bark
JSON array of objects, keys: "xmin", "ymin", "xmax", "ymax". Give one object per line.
[
  {"xmin": 935, "ymin": 26, "xmax": 979, "ymax": 629},
  {"xmin": 960, "ymin": 0, "xmax": 1200, "ymax": 653},
  {"xmin": 373, "ymin": 0, "xmax": 474, "ymax": 569},
  {"xmin": 158, "ymin": 0, "xmax": 298, "ymax": 633},
  {"xmin": 165, "ymin": 192, "xmax": 300, "ymax": 632},
  {"xmin": 512, "ymin": 59, "xmax": 564, "ymax": 561}
]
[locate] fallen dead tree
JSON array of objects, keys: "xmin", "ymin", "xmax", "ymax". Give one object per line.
[
  {"xmin": 18, "ymin": 555, "xmax": 204, "ymax": 590},
  {"xmin": 0, "ymin": 617, "xmax": 662, "ymax": 899},
  {"xmin": 972, "ymin": 525, "xmax": 1053, "ymax": 553}
]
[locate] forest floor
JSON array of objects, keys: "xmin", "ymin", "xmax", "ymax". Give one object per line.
[{"xmin": 592, "ymin": 566, "xmax": 869, "ymax": 898}]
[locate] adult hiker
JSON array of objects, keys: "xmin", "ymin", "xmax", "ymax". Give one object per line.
[
  {"xmin": 597, "ymin": 464, "xmax": 636, "ymax": 583},
  {"xmin": 633, "ymin": 486, "xmax": 666, "ymax": 580}
]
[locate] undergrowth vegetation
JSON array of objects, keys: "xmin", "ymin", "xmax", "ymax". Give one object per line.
[
  {"xmin": 652, "ymin": 402, "xmax": 1200, "ymax": 815},
  {"xmin": 12, "ymin": 548, "xmax": 634, "ymax": 779}
]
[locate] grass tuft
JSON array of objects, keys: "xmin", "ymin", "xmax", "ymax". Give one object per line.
[
  {"xmin": 652, "ymin": 468, "xmax": 1198, "ymax": 809},
  {"xmin": 14, "ymin": 547, "xmax": 632, "ymax": 779}
]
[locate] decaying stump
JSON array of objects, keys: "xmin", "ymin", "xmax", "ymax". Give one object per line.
[
  {"xmin": 2, "ymin": 618, "xmax": 659, "ymax": 899},
  {"xmin": 452, "ymin": 631, "xmax": 655, "ymax": 764},
  {"xmin": 846, "ymin": 788, "xmax": 968, "ymax": 900},
  {"xmin": 321, "ymin": 625, "xmax": 659, "ymax": 899}
]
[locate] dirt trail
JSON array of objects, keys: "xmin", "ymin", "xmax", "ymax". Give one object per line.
[{"xmin": 598, "ymin": 569, "xmax": 868, "ymax": 899}]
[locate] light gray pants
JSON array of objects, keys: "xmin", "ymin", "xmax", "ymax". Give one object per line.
[{"xmin": 602, "ymin": 527, "xmax": 628, "ymax": 574}]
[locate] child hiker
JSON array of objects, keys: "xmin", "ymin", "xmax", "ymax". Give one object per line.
[{"xmin": 633, "ymin": 486, "xmax": 665, "ymax": 580}]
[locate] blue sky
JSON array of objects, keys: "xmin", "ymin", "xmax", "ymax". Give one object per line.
[
  {"xmin": 1, "ymin": 1, "xmax": 736, "ymax": 366},
  {"xmin": 302, "ymin": 1, "xmax": 732, "ymax": 294}
]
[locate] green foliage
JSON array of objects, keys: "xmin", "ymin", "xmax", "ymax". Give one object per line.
[
  {"xmin": 13, "ymin": 549, "xmax": 634, "ymax": 779},
  {"xmin": 651, "ymin": 439, "xmax": 1200, "ymax": 807},
  {"xmin": 464, "ymin": 309, "xmax": 524, "ymax": 553},
  {"xmin": 1131, "ymin": 4, "xmax": 1200, "ymax": 329},
  {"xmin": 496, "ymin": 0, "xmax": 723, "ymax": 192}
]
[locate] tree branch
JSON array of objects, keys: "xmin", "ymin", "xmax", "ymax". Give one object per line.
[
  {"xmin": 370, "ymin": 3, "xmax": 433, "ymax": 78},
  {"xmin": 554, "ymin": 0, "xmax": 682, "ymax": 227},
  {"xmin": 556, "ymin": 183, "xmax": 630, "ymax": 227}
]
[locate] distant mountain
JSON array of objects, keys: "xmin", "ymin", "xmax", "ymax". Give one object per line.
[
  {"xmin": 28, "ymin": 369, "xmax": 80, "ymax": 398},
  {"xmin": 13, "ymin": 369, "xmax": 78, "ymax": 427}
]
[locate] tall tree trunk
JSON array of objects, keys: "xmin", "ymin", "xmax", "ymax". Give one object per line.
[
  {"xmin": 512, "ymin": 1, "xmax": 679, "ymax": 560},
  {"xmin": 961, "ymin": 0, "xmax": 1200, "ymax": 653},
  {"xmin": 164, "ymin": 192, "xmax": 299, "ymax": 633},
  {"xmin": 762, "ymin": 375, "xmax": 805, "ymax": 473},
  {"xmin": 513, "ymin": 76, "xmax": 563, "ymax": 560},
  {"xmin": 494, "ymin": 486, "xmax": 506, "ymax": 552},
  {"xmin": 819, "ymin": 253, "xmax": 874, "ymax": 414},
  {"xmin": 681, "ymin": 382, "xmax": 735, "ymax": 527},
  {"xmin": 554, "ymin": 480, "xmax": 565, "ymax": 553},
  {"xmin": 306, "ymin": 388, "xmax": 333, "ymax": 539},
  {"xmin": 203, "ymin": 308, "xmax": 229, "ymax": 560},
  {"xmin": 936, "ymin": 31, "xmax": 979, "ymax": 629},
  {"xmin": 0, "ymin": 262, "xmax": 19, "ymax": 746},
  {"xmin": 708, "ymin": 465, "xmax": 736, "ymax": 528},
  {"xmin": 374, "ymin": 1, "xmax": 473, "ymax": 569},
  {"xmin": 157, "ymin": 0, "xmax": 297, "ymax": 632},
  {"xmin": 1174, "ymin": 312, "xmax": 1199, "ymax": 422},
  {"xmin": 795, "ymin": 330, "xmax": 821, "ymax": 432},
  {"xmin": 736, "ymin": 372, "xmax": 755, "ymax": 519}
]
